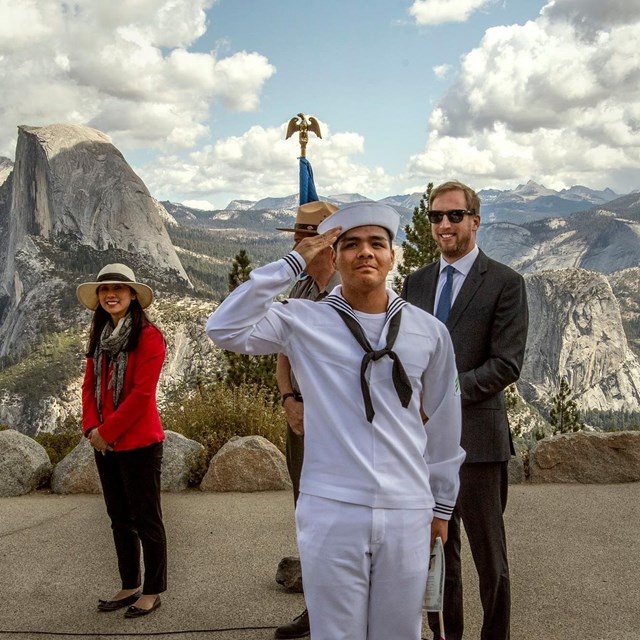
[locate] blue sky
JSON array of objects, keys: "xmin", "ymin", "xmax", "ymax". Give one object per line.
[
  {"xmin": 210, "ymin": 2, "xmax": 424, "ymax": 170},
  {"xmin": 1, "ymin": 0, "xmax": 639, "ymax": 209},
  {"xmin": 207, "ymin": 0, "xmax": 543, "ymax": 176}
]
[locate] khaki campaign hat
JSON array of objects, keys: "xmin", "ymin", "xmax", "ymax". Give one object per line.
[{"xmin": 277, "ymin": 201, "xmax": 339, "ymax": 234}]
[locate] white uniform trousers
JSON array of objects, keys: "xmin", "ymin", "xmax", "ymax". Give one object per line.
[{"xmin": 296, "ymin": 493, "xmax": 433, "ymax": 640}]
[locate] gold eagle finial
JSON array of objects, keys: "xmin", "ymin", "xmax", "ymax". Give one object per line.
[{"xmin": 285, "ymin": 113, "xmax": 322, "ymax": 157}]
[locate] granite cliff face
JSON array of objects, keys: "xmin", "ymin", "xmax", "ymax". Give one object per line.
[
  {"xmin": 0, "ymin": 294, "xmax": 219, "ymax": 437},
  {"xmin": 478, "ymin": 199, "xmax": 640, "ymax": 275},
  {"xmin": 0, "ymin": 124, "xmax": 191, "ymax": 360},
  {"xmin": 0, "ymin": 157, "xmax": 12, "ymax": 185},
  {"xmin": 520, "ymin": 268, "xmax": 640, "ymax": 412}
]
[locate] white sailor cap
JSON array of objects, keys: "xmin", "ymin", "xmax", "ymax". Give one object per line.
[{"xmin": 317, "ymin": 201, "xmax": 400, "ymax": 240}]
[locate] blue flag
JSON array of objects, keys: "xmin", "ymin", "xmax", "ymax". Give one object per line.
[{"xmin": 299, "ymin": 157, "xmax": 319, "ymax": 205}]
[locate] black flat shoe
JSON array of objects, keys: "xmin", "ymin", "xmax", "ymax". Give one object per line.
[
  {"xmin": 124, "ymin": 595, "xmax": 161, "ymax": 618},
  {"xmin": 97, "ymin": 590, "xmax": 142, "ymax": 612}
]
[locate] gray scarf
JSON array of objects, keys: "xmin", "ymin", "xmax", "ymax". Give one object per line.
[{"xmin": 94, "ymin": 315, "xmax": 132, "ymax": 420}]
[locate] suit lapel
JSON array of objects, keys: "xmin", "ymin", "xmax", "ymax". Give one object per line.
[
  {"xmin": 422, "ymin": 264, "xmax": 439, "ymax": 313},
  {"xmin": 446, "ymin": 250, "xmax": 488, "ymax": 329}
]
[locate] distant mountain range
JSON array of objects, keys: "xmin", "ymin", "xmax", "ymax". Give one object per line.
[
  {"xmin": 224, "ymin": 192, "xmax": 373, "ymax": 212},
  {"xmin": 478, "ymin": 191, "xmax": 640, "ymax": 275},
  {"xmin": 2, "ymin": 146, "xmax": 629, "ymax": 228},
  {"xmin": 478, "ymin": 181, "xmax": 623, "ymax": 224},
  {"xmin": 164, "ymin": 180, "xmax": 629, "ymax": 231},
  {"xmin": 161, "ymin": 182, "xmax": 640, "ymax": 277}
]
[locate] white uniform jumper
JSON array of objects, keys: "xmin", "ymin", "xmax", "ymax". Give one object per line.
[{"xmin": 207, "ymin": 251, "xmax": 465, "ymax": 640}]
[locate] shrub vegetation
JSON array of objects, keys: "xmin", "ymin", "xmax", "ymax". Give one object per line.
[
  {"xmin": 0, "ymin": 330, "xmax": 84, "ymax": 398},
  {"xmin": 161, "ymin": 381, "xmax": 286, "ymax": 485},
  {"xmin": 35, "ymin": 415, "xmax": 83, "ymax": 465}
]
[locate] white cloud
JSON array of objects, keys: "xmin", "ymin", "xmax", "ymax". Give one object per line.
[
  {"xmin": 181, "ymin": 199, "xmax": 216, "ymax": 211},
  {"xmin": 0, "ymin": 0, "xmax": 60, "ymax": 51},
  {"xmin": 138, "ymin": 121, "xmax": 395, "ymax": 207},
  {"xmin": 0, "ymin": 0, "xmax": 275, "ymax": 157},
  {"xmin": 542, "ymin": 0, "xmax": 640, "ymax": 33},
  {"xmin": 433, "ymin": 64, "xmax": 451, "ymax": 79},
  {"xmin": 409, "ymin": 0, "xmax": 496, "ymax": 26},
  {"xmin": 407, "ymin": 1, "xmax": 640, "ymax": 192},
  {"xmin": 211, "ymin": 51, "xmax": 278, "ymax": 111}
]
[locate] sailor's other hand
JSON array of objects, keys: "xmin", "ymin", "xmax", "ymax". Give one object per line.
[{"xmin": 431, "ymin": 517, "xmax": 448, "ymax": 549}]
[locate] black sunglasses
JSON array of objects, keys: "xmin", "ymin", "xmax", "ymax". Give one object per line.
[{"xmin": 427, "ymin": 209, "xmax": 475, "ymax": 224}]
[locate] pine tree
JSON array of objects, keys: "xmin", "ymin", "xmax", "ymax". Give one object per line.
[
  {"xmin": 393, "ymin": 183, "xmax": 440, "ymax": 291},
  {"xmin": 549, "ymin": 377, "xmax": 584, "ymax": 434},
  {"xmin": 228, "ymin": 249, "xmax": 252, "ymax": 292},
  {"xmin": 504, "ymin": 384, "xmax": 518, "ymax": 411},
  {"xmin": 222, "ymin": 250, "xmax": 277, "ymax": 391}
]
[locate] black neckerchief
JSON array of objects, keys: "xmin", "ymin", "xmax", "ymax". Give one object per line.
[{"xmin": 322, "ymin": 293, "xmax": 412, "ymax": 423}]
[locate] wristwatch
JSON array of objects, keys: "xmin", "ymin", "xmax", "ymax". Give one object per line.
[{"xmin": 281, "ymin": 392, "xmax": 302, "ymax": 406}]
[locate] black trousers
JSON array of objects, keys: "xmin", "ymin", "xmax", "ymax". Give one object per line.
[
  {"xmin": 95, "ymin": 442, "xmax": 167, "ymax": 594},
  {"xmin": 285, "ymin": 425, "xmax": 304, "ymax": 506},
  {"xmin": 428, "ymin": 461, "xmax": 510, "ymax": 640}
]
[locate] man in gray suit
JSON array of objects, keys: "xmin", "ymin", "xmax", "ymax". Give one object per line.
[{"xmin": 401, "ymin": 180, "xmax": 528, "ymax": 640}]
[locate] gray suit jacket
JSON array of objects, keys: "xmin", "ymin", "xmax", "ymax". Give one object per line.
[{"xmin": 401, "ymin": 249, "xmax": 528, "ymax": 463}]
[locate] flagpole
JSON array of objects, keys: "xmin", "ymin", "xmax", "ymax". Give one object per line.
[{"xmin": 285, "ymin": 113, "xmax": 322, "ymax": 205}]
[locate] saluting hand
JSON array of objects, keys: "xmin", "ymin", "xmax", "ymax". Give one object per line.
[{"xmin": 295, "ymin": 226, "xmax": 342, "ymax": 266}]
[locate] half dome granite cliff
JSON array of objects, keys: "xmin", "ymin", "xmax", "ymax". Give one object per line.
[{"xmin": 0, "ymin": 123, "xmax": 191, "ymax": 360}]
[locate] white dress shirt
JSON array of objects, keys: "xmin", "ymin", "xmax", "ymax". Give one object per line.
[{"xmin": 435, "ymin": 245, "xmax": 480, "ymax": 311}]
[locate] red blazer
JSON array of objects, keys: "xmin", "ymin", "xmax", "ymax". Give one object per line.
[{"xmin": 82, "ymin": 323, "xmax": 166, "ymax": 451}]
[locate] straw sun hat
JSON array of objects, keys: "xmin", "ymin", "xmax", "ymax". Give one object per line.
[{"xmin": 76, "ymin": 263, "xmax": 154, "ymax": 310}]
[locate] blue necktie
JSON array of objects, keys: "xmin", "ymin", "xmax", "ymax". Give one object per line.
[{"xmin": 435, "ymin": 265, "xmax": 455, "ymax": 323}]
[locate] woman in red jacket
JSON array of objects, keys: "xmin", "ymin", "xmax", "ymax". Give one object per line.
[{"xmin": 77, "ymin": 263, "xmax": 166, "ymax": 618}]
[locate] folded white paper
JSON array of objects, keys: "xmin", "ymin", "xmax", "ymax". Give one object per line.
[{"xmin": 424, "ymin": 536, "xmax": 445, "ymax": 612}]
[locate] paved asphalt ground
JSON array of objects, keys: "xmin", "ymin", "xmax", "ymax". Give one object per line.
[{"xmin": 0, "ymin": 483, "xmax": 639, "ymax": 640}]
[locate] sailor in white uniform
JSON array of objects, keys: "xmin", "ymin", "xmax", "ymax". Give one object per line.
[{"xmin": 206, "ymin": 202, "xmax": 465, "ymax": 640}]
